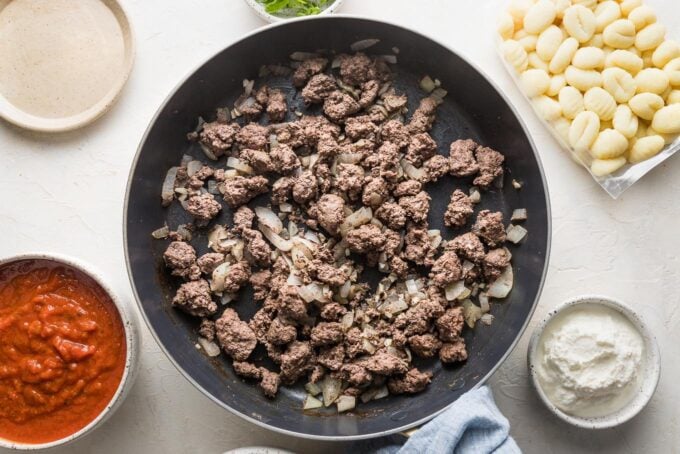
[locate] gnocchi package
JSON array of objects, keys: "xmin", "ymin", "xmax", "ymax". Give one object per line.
[{"xmin": 497, "ymin": 0, "xmax": 680, "ymax": 198}]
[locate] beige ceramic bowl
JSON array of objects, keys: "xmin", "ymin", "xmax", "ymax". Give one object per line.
[
  {"xmin": 0, "ymin": 253, "xmax": 140, "ymax": 450},
  {"xmin": 527, "ymin": 295, "xmax": 661, "ymax": 429}
]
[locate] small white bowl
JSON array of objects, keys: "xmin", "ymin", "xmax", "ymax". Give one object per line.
[
  {"xmin": 527, "ymin": 295, "xmax": 660, "ymax": 429},
  {"xmin": 243, "ymin": 0, "xmax": 344, "ymax": 23},
  {"xmin": 0, "ymin": 253, "xmax": 140, "ymax": 450}
]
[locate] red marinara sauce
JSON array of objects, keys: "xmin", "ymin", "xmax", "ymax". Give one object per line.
[{"xmin": 0, "ymin": 259, "xmax": 126, "ymax": 444}]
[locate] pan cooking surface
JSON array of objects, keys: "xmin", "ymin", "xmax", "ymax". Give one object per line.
[{"xmin": 125, "ymin": 17, "xmax": 550, "ymax": 439}]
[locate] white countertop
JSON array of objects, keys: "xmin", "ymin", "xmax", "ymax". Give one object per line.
[{"xmin": 1, "ymin": 0, "xmax": 678, "ymax": 452}]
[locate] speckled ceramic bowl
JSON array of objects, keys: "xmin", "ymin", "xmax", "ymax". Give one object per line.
[
  {"xmin": 527, "ymin": 295, "xmax": 661, "ymax": 429},
  {"xmin": 0, "ymin": 253, "xmax": 140, "ymax": 450},
  {"xmin": 243, "ymin": 0, "xmax": 344, "ymax": 23}
]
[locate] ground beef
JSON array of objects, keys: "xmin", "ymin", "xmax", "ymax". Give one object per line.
[
  {"xmin": 292, "ymin": 170, "xmax": 318, "ymax": 205},
  {"xmin": 483, "ymin": 248, "xmax": 511, "ymax": 281},
  {"xmin": 377, "ymin": 141, "xmax": 401, "ymax": 182},
  {"xmin": 375, "ymin": 203, "xmax": 407, "ymax": 230},
  {"xmin": 446, "ymin": 232, "xmax": 486, "ymax": 263},
  {"xmin": 267, "ymin": 317, "xmax": 297, "ymax": 345},
  {"xmin": 317, "ymin": 344, "xmax": 345, "ymax": 371},
  {"xmin": 340, "ymin": 52, "xmax": 376, "ymax": 86},
  {"xmin": 259, "ymin": 369, "xmax": 280, "ymax": 398},
  {"xmin": 278, "ymin": 284, "xmax": 308, "ymax": 321},
  {"xmin": 266, "ymin": 89, "xmax": 287, "ymax": 122},
  {"xmin": 186, "ymin": 193, "xmax": 222, "ymax": 221},
  {"xmin": 346, "ymin": 224, "xmax": 386, "ymax": 254},
  {"xmin": 444, "ymin": 189, "xmax": 473, "ymax": 228},
  {"xmin": 233, "ymin": 361, "xmax": 262, "ymax": 380},
  {"xmin": 242, "ymin": 228, "xmax": 272, "ymax": 266},
  {"xmin": 163, "ymin": 241, "xmax": 199, "ymax": 280},
  {"xmin": 390, "ymin": 256, "xmax": 409, "ymax": 278},
  {"xmin": 334, "ymin": 163, "xmax": 364, "ymax": 201},
  {"xmin": 302, "ymin": 74, "xmax": 337, "ymax": 103},
  {"xmin": 362, "ymin": 176, "xmax": 389, "ymax": 208},
  {"xmin": 198, "ymin": 318, "xmax": 216, "ymax": 341},
  {"xmin": 223, "ymin": 261, "xmax": 251, "ymax": 293},
  {"xmin": 172, "ymin": 279, "xmax": 216, "ymax": 317},
  {"xmin": 439, "ymin": 339, "xmax": 468, "ymax": 363},
  {"xmin": 280, "ymin": 341, "xmax": 314, "ymax": 384},
  {"xmin": 215, "ymin": 308, "xmax": 257, "ymax": 361},
  {"xmin": 436, "ymin": 307, "xmax": 465, "ymax": 342},
  {"xmin": 429, "ymin": 251, "xmax": 463, "ymax": 288},
  {"xmin": 239, "ymin": 87, "xmax": 266, "ymax": 119},
  {"xmin": 394, "ymin": 298, "xmax": 443, "ymax": 337},
  {"xmin": 199, "ymin": 121, "xmax": 240, "ymax": 157},
  {"xmin": 312, "ymin": 261, "xmax": 347, "ymax": 287},
  {"xmin": 473, "ymin": 210, "xmax": 506, "ymax": 247},
  {"xmin": 474, "ymin": 146, "xmax": 505, "ymax": 189},
  {"xmin": 399, "ymin": 191, "xmax": 430, "ymax": 224},
  {"xmin": 403, "ymin": 224, "xmax": 435, "ymax": 266},
  {"xmin": 249, "ymin": 308, "xmax": 273, "ymax": 343},
  {"xmin": 271, "ymin": 177, "xmax": 295, "ymax": 205},
  {"xmin": 249, "ymin": 270, "xmax": 271, "ymax": 301},
  {"xmin": 423, "ymin": 155, "xmax": 450, "ymax": 182},
  {"xmin": 449, "ymin": 139, "xmax": 480, "ymax": 177},
  {"xmin": 408, "ymin": 334, "xmax": 442, "ymax": 358},
  {"xmin": 314, "ymin": 194, "xmax": 345, "ymax": 236},
  {"xmin": 405, "ymin": 132, "xmax": 437, "ymax": 166},
  {"xmin": 220, "ymin": 176, "xmax": 269, "ymax": 207},
  {"xmin": 271, "ymin": 144, "xmax": 300, "ymax": 174},
  {"xmin": 310, "ymin": 322, "xmax": 344, "ymax": 347},
  {"xmin": 188, "ymin": 166, "xmax": 215, "ymax": 189},
  {"xmin": 380, "ymin": 120, "xmax": 410, "ymax": 149},
  {"xmin": 362, "ymin": 352, "xmax": 409, "ymax": 376},
  {"xmin": 236, "ymin": 123, "xmax": 269, "ymax": 150},
  {"xmin": 344, "ymin": 327, "xmax": 364, "ymax": 358},
  {"xmin": 358, "ymin": 80, "xmax": 379, "ymax": 108},
  {"xmin": 320, "ymin": 302, "xmax": 347, "ymax": 321},
  {"xmin": 292, "ymin": 57, "xmax": 328, "ymax": 87},
  {"xmin": 309, "ymin": 365, "xmax": 325, "ymax": 383},
  {"xmin": 387, "ymin": 368, "xmax": 432, "ymax": 394},
  {"xmin": 323, "ymin": 91, "xmax": 360, "ymax": 122},
  {"xmin": 197, "ymin": 252, "xmax": 225, "ymax": 275},
  {"xmin": 393, "ymin": 179, "xmax": 422, "ymax": 197},
  {"xmin": 233, "ymin": 206, "xmax": 255, "ymax": 232},
  {"xmin": 341, "ymin": 363, "xmax": 373, "ymax": 386},
  {"xmin": 407, "ymin": 97, "xmax": 438, "ymax": 133},
  {"xmin": 240, "ymin": 149, "xmax": 274, "ymax": 173},
  {"xmin": 345, "ymin": 115, "xmax": 377, "ymax": 140}
]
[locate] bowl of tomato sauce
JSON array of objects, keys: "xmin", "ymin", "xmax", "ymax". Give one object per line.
[{"xmin": 0, "ymin": 253, "xmax": 139, "ymax": 450}]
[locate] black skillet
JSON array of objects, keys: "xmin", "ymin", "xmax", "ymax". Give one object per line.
[{"xmin": 124, "ymin": 16, "xmax": 551, "ymax": 440}]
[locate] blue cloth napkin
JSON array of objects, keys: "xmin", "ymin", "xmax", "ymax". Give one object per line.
[{"xmin": 356, "ymin": 386, "xmax": 521, "ymax": 454}]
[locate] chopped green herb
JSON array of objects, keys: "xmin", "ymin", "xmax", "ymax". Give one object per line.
[{"xmin": 258, "ymin": 0, "xmax": 332, "ymax": 17}]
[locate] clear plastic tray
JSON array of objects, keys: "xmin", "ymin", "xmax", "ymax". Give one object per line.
[{"xmin": 496, "ymin": 0, "xmax": 680, "ymax": 198}]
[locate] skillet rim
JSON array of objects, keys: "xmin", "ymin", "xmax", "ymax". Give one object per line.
[{"xmin": 123, "ymin": 14, "xmax": 552, "ymax": 441}]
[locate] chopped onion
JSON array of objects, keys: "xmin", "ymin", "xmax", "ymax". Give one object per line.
[
  {"xmin": 242, "ymin": 79, "xmax": 255, "ymax": 97},
  {"xmin": 287, "ymin": 273, "xmax": 303, "ymax": 286},
  {"xmin": 339, "ymin": 207, "xmax": 373, "ymax": 236},
  {"xmin": 405, "ymin": 279, "xmax": 418, "ymax": 295},
  {"xmin": 210, "ymin": 262, "xmax": 231, "ymax": 292},
  {"xmin": 223, "ymin": 169, "xmax": 239, "ymax": 179},
  {"xmin": 462, "ymin": 299, "xmax": 483, "ymax": 328},
  {"xmin": 336, "ymin": 395, "xmax": 356, "ymax": 413},
  {"xmin": 305, "ymin": 382, "xmax": 322, "ymax": 396},
  {"xmin": 340, "ymin": 281, "xmax": 352, "ymax": 299},
  {"xmin": 187, "ymin": 160, "xmax": 203, "ymax": 177},
  {"xmin": 400, "ymin": 159, "xmax": 427, "ymax": 181},
  {"xmin": 208, "ymin": 225, "xmax": 230, "ymax": 252},
  {"xmin": 303, "ymin": 394, "xmax": 323, "ymax": 410},
  {"xmin": 290, "ymin": 51, "xmax": 319, "ymax": 61},
  {"xmin": 298, "ymin": 282, "xmax": 325, "ymax": 303},
  {"xmin": 151, "ymin": 226, "xmax": 170, "ymax": 239},
  {"xmin": 506, "ymin": 224, "xmax": 528, "ymax": 244},
  {"xmin": 431, "ymin": 87, "xmax": 448, "ymax": 101},
  {"xmin": 279, "ymin": 202, "xmax": 293, "ymax": 213},
  {"xmin": 321, "ymin": 376, "xmax": 343, "ymax": 407},
  {"xmin": 379, "ymin": 55, "xmax": 398, "ymax": 64},
  {"xmin": 420, "ymin": 76, "xmax": 436, "ymax": 93},
  {"xmin": 469, "ymin": 187, "xmax": 481, "ymax": 203},
  {"xmin": 227, "ymin": 157, "xmax": 253, "ymax": 174},
  {"xmin": 362, "ymin": 339, "xmax": 377, "ymax": 354},
  {"xmin": 255, "ymin": 206, "xmax": 283, "ymax": 234},
  {"xmin": 351, "ymin": 38, "xmax": 380, "ymax": 51},
  {"xmin": 512, "ymin": 179, "xmax": 523, "ymax": 190},
  {"xmin": 337, "ymin": 152, "xmax": 364, "ymax": 164},
  {"xmin": 445, "ymin": 280, "xmax": 468, "ymax": 301},
  {"xmin": 303, "ymin": 230, "xmax": 320, "ymax": 244},
  {"xmin": 341, "ymin": 310, "xmax": 354, "ymax": 330},
  {"xmin": 382, "ymin": 297, "xmax": 408, "ymax": 316},
  {"xmin": 511, "ymin": 209, "xmax": 528, "ymax": 222},
  {"xmin": 197, "ymin": 337, "xmax": 221, "ymax": 357},
  {"xmin": 479, "ymin": 293, "xmax": 490, "ymax": 313},
  {"xmin": 221, "ymin": 293, "xmax": 234, "ymax": 305},
  {"xmin": 373, "ymin": 386, "xmax": 389, "ymax": 400},
  {"xmin": 161, "ymin": 167, "xmax": 178, "ymax": 206},
  {"xmin": 360, "ymin": 388, "xmax": 378, "ymax": 403},
  {"xmin": 259, "ymin": 223, "xmax": 293, "ymax": 251},
  {"xmin": 481, "ymin": 313, "xmax": 495, "ymax": 326},
  {"xmin": 487, "ymin": 266, "xmax": 514, "ymax": 298},
  {"xmin": 176, "ymin": 224, "xmax": 192, "ymax": 241},
  {"xmin": 207, "ymin": 180, "xmax": 220, "ymax": 194},
  {"xmin": 199, "ymin": 143, "xmax": 218, "ymax": 161}
]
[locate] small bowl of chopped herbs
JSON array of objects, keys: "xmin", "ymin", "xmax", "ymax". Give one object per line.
[{"xmin": 244, "ymin": 0, "xmax": 342, "ymax": 22}]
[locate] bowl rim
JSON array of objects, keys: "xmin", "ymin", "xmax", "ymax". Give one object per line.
[
  {"xmin": 242, "ymin": 0, "xmax": 345, "ymax": 23},
  {"xmin": 0, "ymin": 252, "xmax": 139, "ymax": 450},
  {"xmin": 122, "ymin": 14, "xmax": 553, "ymax": 440},
  {"xmin": 527, "ymin": 294, "xmax": 661, "ymax": 430}
]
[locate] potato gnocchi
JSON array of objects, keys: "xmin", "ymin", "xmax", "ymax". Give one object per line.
[{"xmin": 498, "ymin": 0, "xmax": 679, "ymax": 177}]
